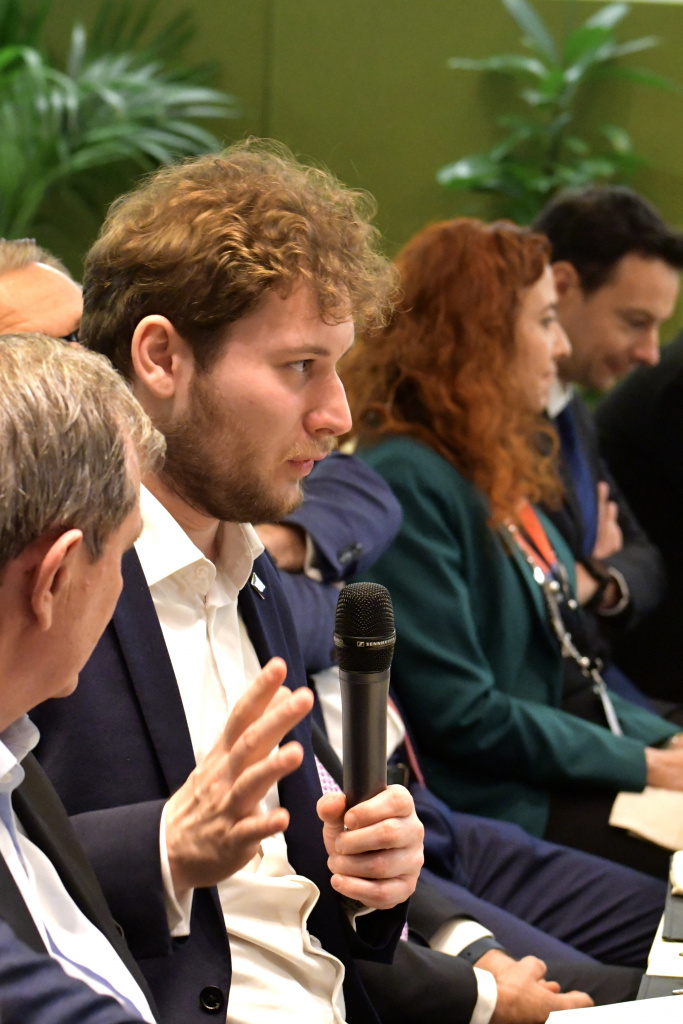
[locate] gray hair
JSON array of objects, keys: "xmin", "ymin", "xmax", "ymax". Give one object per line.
[
  {"xmin": 0, "ymin": 334, "xmax": 165, "ymax": 570},
  {"xmin": 0, "ymin": 239, "xmax": 71, "ymax": 279}
]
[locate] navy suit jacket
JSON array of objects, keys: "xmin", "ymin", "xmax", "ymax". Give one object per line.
[
  {"xmin": 32, "ymin": 549, "xmax": 404, "ymax": 1024},
  {"xmin": 546, "ymin": 395, "xmax": 665, "ymax": 631},
  {"xmin": 0, "ymin": 755, "xmax": 156, "ymax": 1020},
  {"xmin": 279, "ymin": 451, "xmax": 403, "ymax": 673},
  {"xmin": 0, "ymin": 917, "xmax": 146, "ymax": 1024}
]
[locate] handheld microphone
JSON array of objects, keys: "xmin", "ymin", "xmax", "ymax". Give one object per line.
[{"xmin": 334, "ymin": 582, "xmax": 396, "ymax": 808}]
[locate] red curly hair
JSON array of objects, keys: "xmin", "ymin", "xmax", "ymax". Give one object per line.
[{"xmin": 342, "ymin": 218, "xmax": 562, "ymax": 526}]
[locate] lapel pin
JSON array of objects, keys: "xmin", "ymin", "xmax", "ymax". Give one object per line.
[{"xmin": 250, "ymin": 572, "xmax": 266, "ymax": 599}]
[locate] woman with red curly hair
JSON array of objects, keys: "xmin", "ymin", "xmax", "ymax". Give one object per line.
[{"xmin": 344, "ymin": 218, "xmax": 678, "ymax": 875}]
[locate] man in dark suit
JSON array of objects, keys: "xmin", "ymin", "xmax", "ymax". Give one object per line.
[
  {"xmin": 33, "ymin": 141, "xmax": 425, "ymax": 1024},
  {"xmin": 595, "ymin": 331, "xmax": 683, "ymax": 701},
  {"xmin": 0, "ymin": 333, "xmax": 165, "ymax": 1021},
  {"xmin": 531, "ymin": 187, "xmax": 683, "ymax": 717}
]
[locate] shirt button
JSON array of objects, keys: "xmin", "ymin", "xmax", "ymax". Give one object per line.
[{"xmin": 199, "ymin": 986, "xmax": 225, "ymax": 1013}]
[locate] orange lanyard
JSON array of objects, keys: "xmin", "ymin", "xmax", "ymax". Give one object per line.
[{"xmin": 511, "ymin": 502, "xmax": 557, "ymax": 579}]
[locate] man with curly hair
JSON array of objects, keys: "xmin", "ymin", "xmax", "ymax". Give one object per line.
[{"xmin": 32, "ymin": 141, "xmax": 423, "ymax": 1024}]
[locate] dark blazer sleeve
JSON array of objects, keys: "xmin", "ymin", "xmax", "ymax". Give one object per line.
[
  {"xmin": 562, "ymin": 397, "xmax": 665, "ymax": 628},
  {"xmin": 276, "ymin": 570, "xmax": 339, "ymax": 673},
  {"xmin": 282, "ymin": 451, "xmax": 403, "ymax": 581},
  {"xmin": 356, "ymin": 938, "xmax": 479, "ymax": 1024},
  {"xmin": 0, "ymin": 919, "xmax": 143, "ymax": 1024}
]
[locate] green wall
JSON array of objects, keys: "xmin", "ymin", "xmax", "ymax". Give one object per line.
[{"xmin": 42, "ymin": 0, "xmax": 683, "ymax": 331}]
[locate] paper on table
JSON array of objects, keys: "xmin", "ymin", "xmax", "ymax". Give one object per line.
[
  {"xmin": 609, "ymin": 788, "xmax": 683, "ymax": 851},
  {"xmin": 647, "ymin": 918, "xmax": 683, "ymax": 977},
  {"xmin": 547, "ymin": 994, "xmax": 683, "ymax": 1021},
  {"xmin": 671, "ymin": 850, "xmax": 683, "ymax": 895}
]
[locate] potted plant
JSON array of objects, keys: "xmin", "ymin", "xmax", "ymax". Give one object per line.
[{"xmin": 437, "ymin": 0, "xmax": 680, "ymax": 222}]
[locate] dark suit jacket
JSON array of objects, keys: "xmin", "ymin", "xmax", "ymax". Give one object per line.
[
  {"xmin": 32, "ymin": 549, "xmax": 404, "ymax": 1024},
  {"xmin": 279, "ymin": 451, "xmax": 403, "ymax": 673},
  {"xmin": 545, "ymin": 394, "xmax": 665, "ymax": 632},
  {"xmin": 0, "ymin": 753, "xmax": 156, "ymax": 1019},
  {"xmin": 0, "ymin": 917, "xmax": 145, "ymax": 1024},
  {"xmin": 596, "ymin": 333, "xmax": 683, "ymax": 699}
]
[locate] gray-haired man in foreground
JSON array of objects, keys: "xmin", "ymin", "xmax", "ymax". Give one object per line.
[{"xmin": 0, "ymin": 332, "xmax": 164, "ymax": 1022}]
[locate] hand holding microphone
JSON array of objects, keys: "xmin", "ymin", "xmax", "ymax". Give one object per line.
[{"xmin": 316, "ymin": 582, "xmax": 424, "ymax": 909}]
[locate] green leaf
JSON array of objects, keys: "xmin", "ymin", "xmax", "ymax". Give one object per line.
[
  {"xmin": 447, "ymin": 54, "xmax": 546, "ymax": 79},
  {"xmin": 584, "ymin": 3, "xmax": 629, "ymax": 32},
  {"xmin": 598, "ymin": 65, "xmax": 683, "ymax": 93},
  {"xmin": 501, "ymin": 0, "xmax": 558, "ymax": 64},
  {"xmin": 437, "ymin": 153, "xmax": 501, "ymax": 189},
  {"xmin": 562, "ymin": 26, "xmax": 612, "ymax": 68},
  {"xmin": 607, "ymin": 37, "xmax": 659, "ymax": 59},
  {"xmin": 600, "ymin": 123, "xmax": 633, "ymax": 154}
]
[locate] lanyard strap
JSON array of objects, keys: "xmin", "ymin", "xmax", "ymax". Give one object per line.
[
  {"xmin": 512, "ymin": 502, "xmax": 557, "ymax": 579},
  {"xmin": 505, "ymin": 503, "xmax": 623, "ymax": 737}
]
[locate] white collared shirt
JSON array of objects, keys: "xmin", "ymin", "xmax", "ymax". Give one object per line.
[
  {"xmin": 0, "ymin": 717, "xmax": 154, "ymax": 1022},
  {"xmin": 136, "ymin": 486, "xmax": 346, "ymax": 1024},
  {"xmin": 547, "ymin": 379, "xmax": 574, "ymax": 419}
]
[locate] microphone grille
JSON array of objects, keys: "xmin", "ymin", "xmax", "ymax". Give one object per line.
[{"xmin": 334, "ymin": 582, "xmax": 395, "ymax": 673}]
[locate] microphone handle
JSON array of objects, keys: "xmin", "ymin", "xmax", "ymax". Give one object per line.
[{"xmin": 340, "ymin": 669, "xmax": 389, "ymax": 808}]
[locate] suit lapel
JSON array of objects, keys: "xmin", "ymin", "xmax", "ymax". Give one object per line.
[
  {"xmin": 0, "ymin": 852, "xmax": 45, "ymax": 953},
  {"xmin": 12, "ymin": 755, "xmax": 156, "ymax": 1007},
  {"xmin": 111, "ymin": 550, "xmax": 196, "ymax": 794}
]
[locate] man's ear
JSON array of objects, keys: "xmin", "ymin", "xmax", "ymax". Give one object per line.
[
  {"xmin": 130, "ymin": 316, "xmax": 193, "ymax": 401},
  {"xmin": 31, "ymin": 529, "xmax": 84, "ymax": 633},
  {"xmin": 552, "ymin": 261, "xmax": 581, "ymax": 300}
]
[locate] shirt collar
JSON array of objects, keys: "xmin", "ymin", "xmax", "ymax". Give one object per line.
[
  {"xmin": 547, "ymin": 379, "xmax": 574, "ymax": 419},
  {"xmin": 136, "ymin": 484, "xmax": 264, "ymax": 594},
  {"xmin": 0, "ymin": 716, "xmax": 39, "ymax": 793}
]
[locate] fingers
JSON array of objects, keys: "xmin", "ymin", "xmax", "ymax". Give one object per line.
[
  {"xmin": 227, "ymin": 741, "xmax": 305, "ymax": 821},
  {"xmin": 320, "ymin": 785, "xmax": 423, "ymax": 910},
  {"xmin": 329, "ymin": 871, "xmax": 417, "ymax": 910},
  {"xmin": 334, "ymin": 787, "xmax": 424, "ymax": 857},
  {"xmin": 514, "ymin": 955, "xmax": 549, "ymax": 984},
  {"xmin": 343, "ymin": 785, "xmax": 416, "ymax": 831},
  {"xmin": 557, "ymin": 991, "xmax": 594, "ymax": 1010},
  {"xmin": 317, "ymin": 792, "xmax": 350, "ymax": 864},
  {"xmin": 228, "ymin": 684, "xmax": 314, "ymax": 778},
  {"xmin": 327, "ymin": 844, "xmax": 423, "ymax": 887},
  {"xmin": 596, "ymin": 480, "xmax": 609, "ymax": 509},
  {"xmin": 222, "ymin": 658, "xmax": 289, "ymax": 749}
]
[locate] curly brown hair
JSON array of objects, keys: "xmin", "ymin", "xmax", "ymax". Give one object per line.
[
  {"xmin": 82, "ymin": 139, "xmax": 397, "ymax": 378},
  {"xmin": 342, "ymin": 218, "xmax": 562, "ymax": 525}
]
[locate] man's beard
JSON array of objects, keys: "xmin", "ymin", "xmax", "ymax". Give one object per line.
[{"xmin": 157, "ymin": 374, "xmax": 331, "ymax": 524}]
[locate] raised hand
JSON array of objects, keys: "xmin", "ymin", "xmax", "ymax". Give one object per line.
[{"xmin": 165, "ymin": 657, "xmax": 313, "ymax": 893}]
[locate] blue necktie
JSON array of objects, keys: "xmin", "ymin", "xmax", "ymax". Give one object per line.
[{"xmin": 554, "ymin": 404, "xmax": 598, "ymax": 557}]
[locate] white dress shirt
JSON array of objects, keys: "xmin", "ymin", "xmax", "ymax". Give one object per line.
[
  {"xmin": 136, "ymin": 485, "xmax": 347, "ymax": 1024},
  {"xmin": 0, "ymin": 717, "xmax": 155, "ymax": 1022}
]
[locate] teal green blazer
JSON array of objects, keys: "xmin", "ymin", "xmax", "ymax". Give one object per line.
[{"xmin": 358, "ymin": 437, "xmax": 675, "ymax": 837}]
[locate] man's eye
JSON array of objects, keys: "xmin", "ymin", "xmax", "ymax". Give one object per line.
[
  {"xmin": 290, "ymin": 360, "xmax": 312, "ymax": 374},
  {"xmin": 623, "ymin": 316, "xmax": 651, "ymax": 330}
]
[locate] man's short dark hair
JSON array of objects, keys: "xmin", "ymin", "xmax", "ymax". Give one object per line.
[
  {"xmin": 532, "ymin": 186, "xmax": 683, "ymax": 294},
  {"xmin": 81, "ymin": 139, "xmax": 397, "ymax": 378}
]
